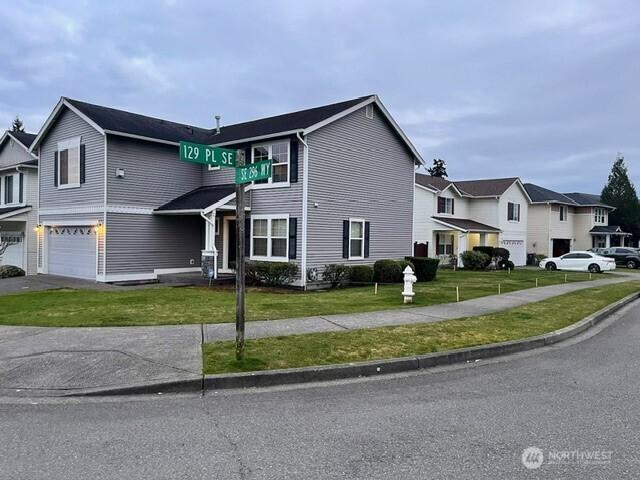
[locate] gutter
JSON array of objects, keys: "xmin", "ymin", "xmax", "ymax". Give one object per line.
[{"xmin": 297, "ymin": 132, "xmax": 309, "ymax": 290}]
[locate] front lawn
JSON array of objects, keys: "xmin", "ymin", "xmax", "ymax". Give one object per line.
[
  {"xmin": 203, "ymin": 281, "xmax": 640, "ymax": 374},
  {"xmin": 0, "ymin": 269, "xmax": 610, "ymax": 327}
]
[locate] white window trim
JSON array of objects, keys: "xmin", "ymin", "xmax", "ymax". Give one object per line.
[
  {"xmin": 507, "ymin": 202, "xmax": 521, "ymax": 222},
  {"xmin": 437, "ymin": 196, "xmax": 454, "ymax": 215},
  {"xmin": 1, "ymin": 173, "xmax": 20, "ymax": 207},
  {"xmin": 348, "ymin": 218, "xmax": 365, "ymax": 260},
  {"xmin": 594, "ymin": 207, "xmax": 606, "ymax": 224},
  {"xmin": 437, "ymin": 232, "xmax": 454, "ymax": 255},
  {"xmin": 250, "ymin": 213, "xmax": 290, "ymax": 262},
  {"xmin": 251, "ymin": 140, "xmax": 290, "ymax": 189},
  {"xmin": 57, "ymin": 136, "xmax": 82, "ymax": 189},
  {"xmin": 559, "ymin": 205, "xmax": 568, "ymax": 222}
]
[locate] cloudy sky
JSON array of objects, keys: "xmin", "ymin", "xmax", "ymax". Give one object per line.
[{"xmin": 1, "ymin": 0, "xmax": 638, "ymax": 192}]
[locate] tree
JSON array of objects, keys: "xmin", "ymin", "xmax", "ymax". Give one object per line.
[
  {"xmin": 601, "ymin": 154, "xmax": 640, "ymax": 239},
  {"xmin": 10, "ymin": 116, "xmax": 24, "ymax": 133},
  {"xmin": 427, "ymin": 158, "xmax": 447, "ymax": 177}
]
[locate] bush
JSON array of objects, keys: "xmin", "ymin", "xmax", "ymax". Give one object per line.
[
  {"xmin": 460, "ymin": 250, "xmax": 490, "ymax": 270},
  {"xmin": 245, "ymin": 261, "xmax": 298, "ymax": 287},
  {"xmin": 405, "ymin": 257, "xmax": 439, "ymax": 282},
  {"xmin": 350, "ymin": 265, "xmax": 374, "ymax": 284},
  {"xmin": 504, "ymin": 260, "xmax": 515, "ymax": 270},
  {"xmin": 373, "ymin": 259, "xmax": 403, "ymax": 283},
  {"xmin": 322, "ymin": 264, "xmax": 352, "ymax": 288},
  {"xmin": 0, "ymin": 265, "xmax": 25, "ymax": 279},
  {"xmin": 493, "ymin": 247, "xmax": 511, "ymax": 269},
  {"xmin": 398, "ymin": 259, "xmax": 415, "ymax": 273},
  {"xmin": 471, "ymin": 246, "xmax": 494, "ymax": 268}
]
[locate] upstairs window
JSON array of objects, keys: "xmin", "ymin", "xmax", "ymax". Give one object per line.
[
  {"xmin": 4, "ymin": 175, "xmax": 13, "ymax": 204},
  {"xmin": 559, "ymin": 205, "xmax": 568, "ymax": 222},
  {"xmin": 507, "ymin": 202, "xmax": 521, "ymax": 222},
  {"xmin": 437, "ymin": 197, "xmax": 454, "ymax": 215},
  {"xmin": 594, "ymin": 208, "xmax": 606, "ymax": 224},
  {"xmin": 57, "ymin": 136, "xmax": 81, "ymax": 188},
  {"xmin": 252, "ymin": 141, "xmax": 289, "ymax": 186}
]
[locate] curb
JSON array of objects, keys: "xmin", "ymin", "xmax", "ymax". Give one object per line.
[{"xmin": 74, "ymin": 291, "xmax": 640, "ymax": 397}]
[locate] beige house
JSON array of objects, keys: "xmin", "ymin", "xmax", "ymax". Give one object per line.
[
  {"xmin": 414, "ymin": 174, "xmax": 531, "ymax": 266},
  {"xmin": 524, "ymin": 183, "xmax": 631, "ymax": 257}
]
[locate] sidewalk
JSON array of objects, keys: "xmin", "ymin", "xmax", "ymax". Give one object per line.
[{"xmin": 0, "ymin": 274, "xmax": 633, "ymax": 396}]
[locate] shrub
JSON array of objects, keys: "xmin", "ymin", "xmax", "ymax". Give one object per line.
[
  {"xmin": 245, "ymin": 261, "xmax": 299, "ymax": 287},
  {"xmin": 493, "ymin": 247, "xmax": 511, "ymax": 269},
  {"xmin": 504, "ymin": 260, "xmax": 515, "ymax": 270},
  {"xmin": 350, "ymin": 265, "xmax": 374, "ymax": 284},
  {"xmin": 373, "ymin": 259, "xmax": 403, "ymax": 283},
  {"xmin": 472, "ymin": 246, "xmax": 494, "ymax": 268},
  {"xmin": 322, "ymin": 264, "xmax": 352, "ymax": 288},
  {"xmin": 405, "ymin": 256, "xmax": 439, "ymax": 282},
  {"xmin": 0, "ymin": 265, "xmax": 25, "ymax": 279},
  {"xmin": 398, "ymin": 259, "xmax": 415, "ymax": 273},
  {"xmin": 460, "ymin": 250, "xmax": 490, "ymax": 270}
]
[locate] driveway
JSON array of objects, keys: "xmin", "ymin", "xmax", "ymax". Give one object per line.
[{"xmin": 0, "ymin": 274, "xmax": 120, "ymax": 295}]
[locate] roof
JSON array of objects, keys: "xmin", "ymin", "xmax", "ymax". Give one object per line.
[
  {"xmin": 415, "ymin": 173, "xmax": 452, "ymax": 191},
  {"xmin": 155, "ymin": 185, "xmax": 236, "ymax": 212},
  {"xmin": 454, "ymin": 177, "xmax": 519, "ymax": 197},
  {"xmin": 524, "ymin": 183, "xmax": 576, "ymax": 205},
  {"xmin": 0, "ymin": 205, "xmax": 31, "ymax": 219},
  {"xmin": 0, "ymin": 131, "xmax": 38, "ymax": 160},
  {"xmin": 563, "ymin": 192, "xmax": 610, "ymax": 208},
  {"xmin": 432, "ymin": 216, "xmax": 501, "ymax": 232},
  {"xmin": 590, "ymin": 225, "xmax": 630, "ymax": 234},
  {"xmin": 31, "ymin": 95, "xmax": 424, "ymax": 165}
]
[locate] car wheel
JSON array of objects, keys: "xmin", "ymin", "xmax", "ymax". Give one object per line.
[
  {"xmin": 627, "ymin": 260, "xmax": 637, "ymax": 269},
  {"xmin": 545, "ymin": 262, "xmax": 557, "ymax": 271},
  {"xmin": 588, "ymin": 264, "xmax": 601, "ymax": 274}
]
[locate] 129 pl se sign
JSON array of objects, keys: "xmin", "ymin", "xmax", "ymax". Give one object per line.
[{"xmin": 179, "ymin": 141, "xmax": 236, "ymax": 168}]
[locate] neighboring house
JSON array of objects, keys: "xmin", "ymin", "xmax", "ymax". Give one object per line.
[
  {"xmin": 414, "ymin": 174, "xmax": 531, "ymax": 266},
  {"xmin": 0, "ymin": 131, "xmax": 38, "ymax": 274},
  {"xmin": 524, "ymin": 184, "xmax": 631, "ymax": 257},
  {"xmin": 30, "ymin": 95, "xmax": 423, "ymax": 286}
]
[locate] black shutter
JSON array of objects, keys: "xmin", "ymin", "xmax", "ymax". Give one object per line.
[
  {"xmin": 437, "ymin": 197, "xmax": 444, "ymax": 213},
  {"xmin": 364, "ymin": 221, "xmax": 370, "ymax": 258},
  {"xmin": 244, "ymin": 218, "xmax": 251, "ymax": 257},
  {"xmin": 451, "ymin": 198, "xmax": 455, "ymax": 215},
  {"xmin": 342, "ymin": 220, "xmax": 349, "ymax": 259},
  {"xmin": 507, "ymin": 203, "xmax": 513, "ymax": 221},
  {"xmin": 288, "ymin": 217, "xmax": 297, "ymax": 259},
  {"xmin": 80, "ymin": 144, "xmax": 86, "ymax": 184},
  {"xmin": 435, "ymin": 234, "xmax": 440, "ymax": 255},
  {"xmin": 19, "ymin": 173, "xmax": 24, "ymax": 203},
  {"xmin": 290, "ymin": 139, "xmax": 299, "ymax": 183},
  {"xmin": 244, "ymin": 147, "xmax": 251, "ymax": 164},
  {"xmin": 54, "ymin": 151, "xmax": 58, "ymax": 187}
]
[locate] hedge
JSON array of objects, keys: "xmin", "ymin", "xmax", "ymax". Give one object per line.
[{"xmin": 405, "ymin": 256, "xmax": 439, "ymax": 282}]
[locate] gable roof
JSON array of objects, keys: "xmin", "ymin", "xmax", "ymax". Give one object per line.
[
  {"xmin": 30, "ymin": 96, "xmax": 424, "ymax": 164},
  {"xmin": 0, "ymin": 131, "xmax": 38, "ymax": 160},
  {"xmin": 155, "ymin": 184, "xmax": 236, "ymax": 212},
  {"xmin": 563, "ymin": 192, "xmax": 610, "ymax": 208},
  {"xmin": 590, "ymin": 225, "xmax": 630, "ymax": 234},
  {"xmin": 524, "ymin": 183, "xmax": 576, "ymax": 205},
  {"xmin": 454, "ymin": 177, "xmax": 520, "ymax": 197},
  {"xmin": 432, "ymin": 216, "xmax": 501, "ymax": 232},
  {"xmin": 415, "ymin": 173, "xmax": 452, "ymax": 192}
]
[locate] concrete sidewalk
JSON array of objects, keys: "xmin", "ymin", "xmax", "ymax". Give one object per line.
[{"xmin": 0, "ymin": 274, "xmax": 633, "ymax": 396}]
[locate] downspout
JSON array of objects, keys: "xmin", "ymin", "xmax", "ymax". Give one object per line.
[{"xmin": 297, "ymin": 132, "xmax": 309, "ymax": 290}]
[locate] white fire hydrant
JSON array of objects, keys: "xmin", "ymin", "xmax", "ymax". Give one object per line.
[{"xmin": 402, "ymin": 266, "xmax": 417, "ymax": 304}]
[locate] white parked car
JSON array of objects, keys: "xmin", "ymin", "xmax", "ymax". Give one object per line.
[{"xmin": 539, "ymin": 251, "xmax": 616, "ymax": 273}]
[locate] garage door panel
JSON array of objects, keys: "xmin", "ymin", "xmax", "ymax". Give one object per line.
[
  {"xmin": 47, "ymin": 226, "xmax": 96, "ymax": 279},
  {"xmin": 500, "ymin": 238, "xmax": 526, "ymax": 266}
]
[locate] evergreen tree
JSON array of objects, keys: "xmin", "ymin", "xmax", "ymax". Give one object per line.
[
  {"xmin": 10, "ymin": 116, "xmax": 24, "ymax": 133},
  {"xmin": 427, "ymin": 158, "xmax": 448, "ymax": 177},
  {"xmin": 601, "ymin": 154, "xmax": 640, "ymax": 238}
]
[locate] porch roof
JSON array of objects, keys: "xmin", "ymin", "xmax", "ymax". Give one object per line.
[
  {"xmin": 432, "ymin": 216, "xmax": 501, "ymax": 233},
  {"xmin": 0, "ymin": 205, "xmax": 31, "ymax": 220},
  {"xmin": 155, "ymin": 185, "xmax": 236, "ymax": 214},
  {"xmin": 590, "ymin": 225, "xmax": 631, "ymax": 235}
]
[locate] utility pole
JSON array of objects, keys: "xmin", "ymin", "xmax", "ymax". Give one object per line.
[{"xmin": 235, "ymin": 149, "xmax": 246, "ymax": 360}]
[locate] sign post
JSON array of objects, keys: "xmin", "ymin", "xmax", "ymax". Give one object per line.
[{"xmin": 235, "ymin": 149, "xmax": 246, "ymax": 360}]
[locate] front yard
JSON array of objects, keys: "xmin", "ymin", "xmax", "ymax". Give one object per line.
[{"xmin": 0, "ymin": 269, "xmax": 613, "ymax": 327}]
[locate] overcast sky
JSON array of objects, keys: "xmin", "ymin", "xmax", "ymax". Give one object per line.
[{"xmin": 1, "ymin": 0, "xmax": 638, "ymax": 193}]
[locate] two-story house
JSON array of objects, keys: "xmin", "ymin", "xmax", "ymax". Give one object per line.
[
  {"xmin": 524, "ymin": 183, "xmax": 630, "ymax": 257},
  {"xmin": 30, "ymin": 95, "xmax": 423, "ymax": 286},
  {"xmin": 0, "ymin": 130, "xmax": 38, "ymax": 274},
  {"xmin": 414, "ymin": 174, "xmax": 531, "ymax": 266}
]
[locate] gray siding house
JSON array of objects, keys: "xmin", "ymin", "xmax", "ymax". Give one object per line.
[
  {"xmin": 0, "ymin": 131, "xmax": 38, "ymax": 274},
  {"xmin": 30, "ymin": 95, "xmax": 422, "ymax": 286}
]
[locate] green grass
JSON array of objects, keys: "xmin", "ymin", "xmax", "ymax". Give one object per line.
[
  {"xmin": 0, "ymin": 269, "xmax": 610, "ymax": 327},
  {"xmin": 203, "ymin": 281, "xmax": 640, "ymax": 374}
]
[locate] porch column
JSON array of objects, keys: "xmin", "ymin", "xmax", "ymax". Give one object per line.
[
  {"xmin": 605, "ymin": 235, "xmax": 611, "ymax": 248},
  {"xmin": 201, "ymin": 209, "xmax": 218, "ymax": 280},
  {"xmin": 457, "ymin": 233, "xmax": 467, "ymax": 267}
]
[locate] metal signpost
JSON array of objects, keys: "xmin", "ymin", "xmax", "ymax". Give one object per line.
[{"xmin": 179, "ymin": 141, "xmax": 272, "ymax": 360}]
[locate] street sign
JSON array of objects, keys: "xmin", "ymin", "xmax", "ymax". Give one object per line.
[
  {"xmin": 235, "ymin": 159, "xmax": 272, "ymax": 184},
  {"xmin": 179, "ymin": 141, "xmax": 236, "ymax": 168}
]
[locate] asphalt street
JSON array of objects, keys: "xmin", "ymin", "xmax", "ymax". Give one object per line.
[{"xmin": 1, "ymin": 301, "xmax": 639, "ymax": 479}]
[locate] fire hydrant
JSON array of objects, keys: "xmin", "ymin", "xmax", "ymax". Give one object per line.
[{"xmin": 402, "ymin": 266, "xmax": 417, "ymax": 304}]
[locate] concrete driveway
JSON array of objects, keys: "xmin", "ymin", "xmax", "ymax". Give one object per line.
[{"xmin": 0, "ymin": 274, "xmax": 120, "ymax": 295}]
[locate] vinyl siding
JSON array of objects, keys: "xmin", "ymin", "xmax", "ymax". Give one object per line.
[
  {"xmin": 202, "ymin": 163, "xmax": 235, "ymax": 186},
  {"xmin": 306, "ymin": 105, "xmax": 415, "ymax": 271},
  {"xmin": 39, "ymin": 107, "xmax": 105, "ymax": 208},
  {"xmin": 0, "ymin": 137, "xmax": 33, "ymax": 168},
  {"xmin": 23, "ymin": 170, "xmax": 38, "ymax": 274},
  {"xmin": 107, "ymin": 136, "xmax": 202, "ymax": 207},
  {"xmin": 527, "ymin": 204, "xmax": 550, "ymax": 255}
]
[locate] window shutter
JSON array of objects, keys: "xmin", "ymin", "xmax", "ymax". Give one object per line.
[
  {"xmin": 451, "ymin": 235, "xmax": 455, "ymax": 255},
  {"xmin": 507, "ymin": 203, "xmax": 513, "ymax": 220},
  {"xmin": 288, "ymin": 217, "xmax": 297, "ymax": 259},
  {"xmin": 364, "ymin": 221, "xmax": 370, "ymax": 258},
  {"xmin": 54, "ymin": 151, "xmax": 58, "ymax": 187},
  {"xmin": 435, "ymin": 234, "xmax": 440, "ymax": 254},
  {"xmin": 19, "ymin": 173, "xmax": 24, "ymax": 203},
  {"xmin": 342, "ymin": 220, "xmax": 349, "ymax": 259},
  {"xmin": 290, "ymin": 139, "xmax": 299, "ymax": 183},
  {"xmin": 437, "ymin": 197, "xmax": 444, "ymax": 213},
  {"xmin": 80, "ymin": 144, "xmax": 86, "ymax": 184},
  {"xmin": 451, "ymin": 198, "xmax": 455, "ymax": 215},
  {"xmin": 244, "ymin": 218, "xmax": 251, "ymax": 257}
]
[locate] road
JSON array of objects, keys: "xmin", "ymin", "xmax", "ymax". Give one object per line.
[{"xmin": 1, "ymin": 302, "xmax": 639, "ymax": 479}]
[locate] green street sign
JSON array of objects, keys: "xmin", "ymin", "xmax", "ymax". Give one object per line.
[
  {"xmin": 235, "ymin": 160, "xmax": 272, "ymax": 184},
  {"xmin": 179, "ymin": 141, "xmax": 236, "ymax": 168}
]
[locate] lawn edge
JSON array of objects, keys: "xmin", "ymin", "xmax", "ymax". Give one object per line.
[{"xmin": 72, "ymin": 290, "xmax": 639, "ymax": 396}]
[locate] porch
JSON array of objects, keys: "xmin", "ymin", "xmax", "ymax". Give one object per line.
[
  {"xmin": 0, "ymin": 206, "xmax": 33, "ymax": 272},
  {"xmin": 432, "ymin": 216, "xmax": 501, "ymax": 267},
  {"xmin": 590, "ymin": 225, "xmax": 632, "ymax": 249}
]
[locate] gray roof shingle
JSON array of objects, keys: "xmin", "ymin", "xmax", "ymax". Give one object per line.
[
  {"xmin": 454, "ymin": 177, "xmax": 519, "ymax": 197},
  {"xmin": 415, "ymin": 173, "xmax": 452, "ymax": 191},
  {"xmin": 563, "ymin": 192, "xmax": 610, "ymax": 207},
  {"xmin": 432, "ymin": 216, "xmax": 501, "ymax": 232},
  {"xmin": 524, "ymin": 183, "xmax": 576, "ymax": 204},
  {"xmin": 155, "ymin": 185, "xmax": 236, "ymax": 211}
]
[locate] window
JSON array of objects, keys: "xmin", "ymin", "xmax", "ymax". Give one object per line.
[
  {"xmin": 349, "ymin": 219, "xmax": 365, "ymax": 259},
  {"xmin": 437, "ymin": 233, "xmax": 453, "ymax": 255},
  {"xmin": 252, "ymin": 141, "xmax": 289, "ymax": 186},
  {"xmin": 58, "ymin": 137, "xmax": 81, "ymax": 188},
  {"xmin": 437, "ymin": 197, "xmax": 454, "ymax": 214},
  {"xmin": 507, "ymin": 202, "xmax": 520, "ymax": 222},
  {"xmin": 559, "ymin": 205, "xmax": 568, "ymax": 222},
  {"xmin": 251, "ymin": 215, "xmax": 289, "ymax": 260},
  {"xmin": 365, "ymin": 104, "xmax": 374, "ymax": 119},
  {"xmin": 4, "ymin": 175, "xmax": 13, "ymax": 204},
  {"xmin": 594, "ymin": 208, "xmax": 606, "ymax": 224}
]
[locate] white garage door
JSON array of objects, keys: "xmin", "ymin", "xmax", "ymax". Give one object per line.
[
  {"xmin": 47, "ymin": 226, "xmax": 96, "ymax": 279},
  {"xmin": 0, "ymin": 232, "xmax": 24, "ymax": 269},
  {"xmin": 501, "ymin": 238, "xmax": 526, "ymax": 266}
]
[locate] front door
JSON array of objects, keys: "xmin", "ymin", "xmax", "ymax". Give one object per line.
[{"xmin": 227, "ymin": 220, "xmax": 237, "ymax": 270}]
